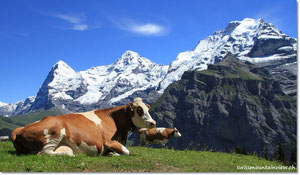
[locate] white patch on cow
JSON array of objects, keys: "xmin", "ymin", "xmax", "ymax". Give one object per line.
[
  {"xmin": 61, "ymin": 128, "xmax": 66, "ymax": 136},
  {"xmin": 121, "ymin": 145, "xmax": 130, "ymax": 155},
  {"xmin": 43, "ymin": 129, "xmax": 50, "ymax": 143},
  {"xmin": 78, "ymin": 111, "xmax": 102, "ymax": 126},
  {"xmin": 100, "ymin": 145, "xmax": 105, "ymax": 156},
  {"xmin": 54, "ymin": 146, "xmax": 74, "ymax": 156},
  {"xmin": 42, "ymin": 128, "xmax": 67, "ymax": 155},
  {"xmin": 78, "ymin": 142, "xmax": 98, "ymax": 156},
  {"xmin": 174, "ymin": 130, "xmax": 182, "ymax": 137},
  {"xmin": 108, "ymin": 152, "xmax": 120, "ymax": 156},
  {"xmin": 156, "ymin": 128, "xmax": 166, "ymax": 134}
]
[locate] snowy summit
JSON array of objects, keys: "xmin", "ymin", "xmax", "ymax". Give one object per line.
[{"xmin": 158, "ymin": 18, "xmax": 297, "ymax": 92}]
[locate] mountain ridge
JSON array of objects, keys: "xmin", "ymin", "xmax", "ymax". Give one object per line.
[
  {"xmin": 1, "ymin": 50, "xmax": 169, "ymax": 116},
  {"xmin": 158, "ymin": 18, "xmax": 296, "ymax": 92},
  {"xmin": 0, "ymin": 18, "xmax": 297, "ymax": 116}
]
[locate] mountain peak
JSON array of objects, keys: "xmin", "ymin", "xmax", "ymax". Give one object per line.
[
  {"xmin": 0, "ymin": 102, "xmax": 8, "ymax": 107},
  {"xmin": 51, "ymin": 60, "xmax": 76, "ymax": 76},
  {"xmin": 122, "ymin": 50, "xmax": 140, "ymax": 58},
  {"xmin": 225, "ymin": 18, "xmax": 261, "ymax": 35},
  {"xmin": 53, "ymin": 60, "xmax": 72, "ymax": 69},
  {"xmin": 114, "ymin": 50, "xmax": 152, "ymax": 67}
]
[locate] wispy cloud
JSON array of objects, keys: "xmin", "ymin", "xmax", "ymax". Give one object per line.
[
  {"xmin": 109, "ymin": 16, "xmax": 168, "ymax": 36},
  {"xmin": 53, "ymin": 13, "xmax": 88, "ymax": 31},
  {"xmin": 44, "ymin": 12, "xmax": 101, "ymax": 31},
  {"xmin": 55, "ymin": 13, "xmax": 84, "ymax": 24},
  {"xmin": 72, "ymin": 24, "xmax": 88, "ymax": 31}
]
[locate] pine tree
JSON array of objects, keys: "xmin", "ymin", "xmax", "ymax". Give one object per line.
[
  {"xmin": 264, "ymin": 148, "xmax": 269, "ymax": 160},
  {"xmin": 235, "ymin": 146, "xmax": 241, "ymax": 154},
  {"xmin": 290, "ymin": 147, "xmax": 297, "ymax": 166},
  {"xmin": 275, "ymin": 144, "xmax": 286, "ymax": 163},
  {"xmin": 242, "ymin": 147, "xmax": 248, "ymax": 155}
]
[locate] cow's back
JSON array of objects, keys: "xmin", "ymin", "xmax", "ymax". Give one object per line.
[
  {"xmin": 12, "ymin": 116, "xmax": 63, "ymax": 154},
  {"xmin": 56, "ymin": 113, "xmax": 107, "ymax": 154},
  {"xmin": 12, "ymin": 112, "xmax": 113, "ymax": 155}
]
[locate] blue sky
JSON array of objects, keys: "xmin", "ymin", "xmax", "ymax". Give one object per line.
[{"xmin": 0, "ymin": 0, "xmax": 297, "ymax": 103}]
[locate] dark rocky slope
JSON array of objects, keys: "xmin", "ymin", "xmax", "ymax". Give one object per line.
[{"xmin": 150, "ymin": 53, "xmax": 296, "ymax": 160}]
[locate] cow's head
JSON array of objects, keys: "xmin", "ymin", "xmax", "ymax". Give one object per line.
[
  {"xmin": 129, "ymin": 97, "xmax": 156, "ymax": 128},
  {"xmin": 173, "ymin": 128, "xmax": 182, "ymax": 137}
]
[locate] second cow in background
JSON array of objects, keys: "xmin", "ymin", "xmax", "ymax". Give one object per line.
[{"xmin": 138, "ymin": 127, "xmax": 181, "ymax": 147}]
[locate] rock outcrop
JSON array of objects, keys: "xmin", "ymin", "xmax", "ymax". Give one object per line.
[{"xmin": 150, "ymin": 53, "xmax": 296, "ymax": 160}]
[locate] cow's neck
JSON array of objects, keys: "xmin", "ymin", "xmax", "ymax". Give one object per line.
[{"xmin": 110, "ymin": 105, "xmax": 137, "ymax": 133}]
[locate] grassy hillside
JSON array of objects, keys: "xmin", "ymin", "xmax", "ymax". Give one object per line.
[
  {"xmin": 0, "ymin": 116, "xmax": 21, "ymax": 138},
  {"xmin": 9, "ymin": 108, "xmax": 63, "ymax": 126},
  {"xmin": 0, "ymin": 142, "xmax": 295, "ymax": 172},
  {"xmin": 0, "ymin": 108, "xmax": 63, "ymax": 139},
  {"xmin": 0, "ymin": 116, "xmax": 20, "ymax": 130}
]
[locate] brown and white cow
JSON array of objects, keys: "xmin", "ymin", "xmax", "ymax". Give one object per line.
[
  {"xmin": 11, "ymin": 97, "xmax": 156, "ymax": 156},
  {"xmin": 138, "ymin": 127, "xmax": 181, "ymax": 147}
]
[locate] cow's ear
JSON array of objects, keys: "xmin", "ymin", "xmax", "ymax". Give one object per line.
[
  {"xmin": 129, "ymin": 102, "xmax": 135, "ymax": 111},
  {"xmin": 146, "ymin": 104, "xmax": 151, "ymax": 110}
]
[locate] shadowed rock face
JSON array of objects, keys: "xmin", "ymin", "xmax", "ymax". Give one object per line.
[{"xmin": 150, "ymin": 54, "xmax": 296, "ymax": 160}]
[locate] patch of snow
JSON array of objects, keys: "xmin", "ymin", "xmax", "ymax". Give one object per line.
[{"xmin": 0, "ymin": 102, "xmax": 8, "ymax": 107}]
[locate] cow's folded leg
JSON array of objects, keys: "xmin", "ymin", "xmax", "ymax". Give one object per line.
[
  {"xmin": 53, "ymin": 146, "xmax": 74, "ymax": 156},
  {"xmin": 104, "ymin": 140, "xmax": 130, "ymax": 155},
  {"xmin": 38, "ymin": 146, "xmax": 74, "ymax": 156},
  {"xmin": 107, "ymin": 151, "xmax": 121, "ymax": 156}
]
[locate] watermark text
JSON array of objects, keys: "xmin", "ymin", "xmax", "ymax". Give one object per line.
[{"xmin": 237, "ymin": 165, "xmax": 296, "ymax": 171}]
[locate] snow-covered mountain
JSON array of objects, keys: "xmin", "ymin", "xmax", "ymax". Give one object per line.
[
  {"xmin": 0, "ymin": 96, "xmax": 35, "ymax": 117},
  {"xmin": 0, "ymin": 18, "xmax": 297, "ymax": 116},
  {"xmin": 158, "ymin": 18, "xmax": 297, "ymax": 92},
  {"xmin": 0, "ymin": 102, "xmax": 8, "ymax": 107},
  {"xmin": 0, "ymin": 50, "xmax": 169, "ymax": 116}
]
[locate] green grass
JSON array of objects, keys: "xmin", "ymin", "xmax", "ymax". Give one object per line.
[
  {"xmin": 0, "ymin": 117, "xmax": 20, "ymax": 131},
  {"xmin": 0, "ymin": 142, "xmax": 296, "ymax": 172},
  {"xmin": 199, "ymin": 69, "xmax": 217, "ymax": 77},
  {"xmin": 9, "ymin": 108, "xmax": 63, "ymax": 126},
  {"xmin": 199, "ymin": 65, "xmax": 263, "ymax": 81}
]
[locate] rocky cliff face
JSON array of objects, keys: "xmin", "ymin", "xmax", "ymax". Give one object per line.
[{"xmin": 150, "ymin": 53, "xmax": 296, "ymax": 159}]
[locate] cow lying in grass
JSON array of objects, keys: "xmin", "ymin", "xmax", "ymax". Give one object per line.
[
  {"xmin": 11, "ymin": 97, "xmax": 156, "ymax": 156},
  {"xmin": 138, "ymin": 127, "xmax": 181, "ymax": 147}
]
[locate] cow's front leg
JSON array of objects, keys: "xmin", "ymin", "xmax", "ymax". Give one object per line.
[{"xmin": 104, "ymin": 140, "xmax": 130, "ymax": 156}]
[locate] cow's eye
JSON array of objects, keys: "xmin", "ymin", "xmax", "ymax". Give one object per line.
[{"xmin": 136, "ymin": 106, "xmax": 144, "ymax": 116}]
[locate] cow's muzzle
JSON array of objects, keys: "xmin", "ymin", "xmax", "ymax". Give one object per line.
[{"xmin": 147, "ymin": 121, "xmax": 156, "ymax": 128}]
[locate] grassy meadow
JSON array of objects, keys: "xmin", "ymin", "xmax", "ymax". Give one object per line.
[{"xmin": 0, "ymin": 141, "xmax": 296, "ymax": 173}]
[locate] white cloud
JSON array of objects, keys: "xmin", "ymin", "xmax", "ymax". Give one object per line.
[
  {"xmin": 72, "ymin": 24, "xmax": 88, "ymax": 31},
  {"xmin": 52, "ymin": 13, "xmax": 89, "ymax": 31},
  {"xmin": 130, "ymin": 23, "xmax": 164, "ymax": 36},
  {"xmin": 110, "ymin": 17, "xmax": 167, "ymax": 36},
  {"xmin": 55, "ymin": 14, "xmax": 83, "ymax": 24}
]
